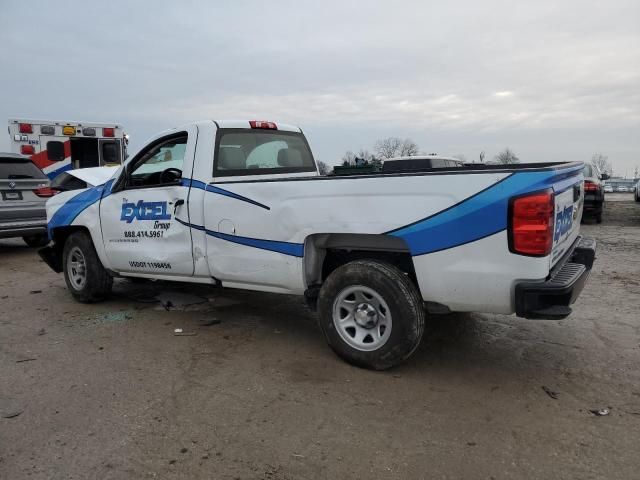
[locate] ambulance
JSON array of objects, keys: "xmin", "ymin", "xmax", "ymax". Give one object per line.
[{"xmin": 8, "ymin": 119, "xmax": 127, "ymax": 179}]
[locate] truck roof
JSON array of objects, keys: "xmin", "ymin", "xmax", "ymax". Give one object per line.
[{"xmin": 215, "ymin": 120, "xmax": 302, "ymax": 133}]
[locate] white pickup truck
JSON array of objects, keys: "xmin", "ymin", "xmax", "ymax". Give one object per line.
[{"xmin": 40, "ymin": 120, "xmax": 596, "ymax": 369}]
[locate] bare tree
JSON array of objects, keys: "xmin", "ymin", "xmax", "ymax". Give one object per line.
[
  {"xmin": 341, "ymin": 151, "xmax": 356, "ymax": 166},
  {"xmin": 591, "ymin": 153, "xmax": 612, "ymax": 175},
  {"xmin": 398, "ymin": 139, "xmax": 419, "ymax": 157},
  {"xmin": 374, "ymin": 137, "xmax": 419, "ymax": 159},
  {"xmin": 316, "ymin": 160, "xmax": 331, "ymax": 175},
  {"xmin": 494, "ymin": 148, "xmax": 520, "ymax": 164},
  {"xmin": 374, "ymin": 137, "xmax": 401, "ymax": 159}
]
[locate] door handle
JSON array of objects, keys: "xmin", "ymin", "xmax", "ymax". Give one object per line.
[{"xmin": 173, "ymin": 199, "xmax": 185, "ymax": 214}]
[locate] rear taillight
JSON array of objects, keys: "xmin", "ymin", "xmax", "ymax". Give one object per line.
[
  {"xmin": 102, "ymin": 127, "xmax": 115, "ymax": 137},
  {"xmin": 509, "ymin": 190, "xmax": 555, "ymax": 256},
  {"xmin": 249, "ymin": 120, "xmax": 277, "ymax": 130},
  {"xmin": 19, "ymin": 123, "xmax": 33, "ymax": 133},
  {"xmin": 584, "ymin": 181, "xmax": 598, "ymax": 192},
  {"xmin": 33, "ymin": 186, "xmax": 57, "ymax": 198},
  {"xmin": 21, "ymin": 145, "xmax": 35, "ymax": 155}
]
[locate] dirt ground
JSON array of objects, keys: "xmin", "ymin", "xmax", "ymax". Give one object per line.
[{"xmin": 1, "ymin": 194, "xmax": 639, "ymax": 480}]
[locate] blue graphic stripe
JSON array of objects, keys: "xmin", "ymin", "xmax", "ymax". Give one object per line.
[
  {"xmin": 47, "ymin": 179, "xmax": 115, "ymax": 238},
  {"xmin": 46, "ymin": 163, "xmax": 73, "ymax": 179},
  {"xmin": 181, "ymin": 178, "xmax": 208, "ymax": 190},
  {"xmin": 390, "ymin": 167, "xmax": 583, "ymax": 256},
  {"xmin": 175, "ymin": 218, "xmax": 303, "ymax": 257},
  {"xmin": 182, "ymin": 178, "xmax": 270, "ymax": 210}
]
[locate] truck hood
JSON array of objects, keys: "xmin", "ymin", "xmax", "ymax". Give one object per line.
[{"xmin": 67, "ymin": 166, "xmax": 118, "ymax": 187}]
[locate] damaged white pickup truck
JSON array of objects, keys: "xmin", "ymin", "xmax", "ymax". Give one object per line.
[{"xmin": 40, "ymin": 120, "xmax": 596, "ymax": 369}]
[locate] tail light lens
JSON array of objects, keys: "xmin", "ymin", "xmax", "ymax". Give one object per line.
[
  {"xmin": 33, "ymin": 186, "xmax": 57, "ymax": 198},
  {"xmin": 509, "ymin": 190, "xmax": 555, "ymax": 256},
  {"xmin": 19, "ymin": 123, "xmax": 33, "ymax": 133},
  {"xmin": 21, "ymin": 145, "xmax": 35, "ymax": 155},
  {"xmin": 249, "ymin": 120, "xmax": 277, "ymax": 130},
  {"xmin": 102, "ymin": 127, "xmax": 115, "ymax": 137},
  {"xmin": 584, "ymin": 181, "xmax": 598, "ymax": 192}
]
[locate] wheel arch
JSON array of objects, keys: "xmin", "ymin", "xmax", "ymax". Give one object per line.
[
  {"xmin": 49, "ymin": 225, "xmax": 112, "ymax": 273},
  {"xmin": 303, "ymin": 233, "xmax": 417, "ymax": 291}
]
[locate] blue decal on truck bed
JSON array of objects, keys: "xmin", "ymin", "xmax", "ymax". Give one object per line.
[{"xmin": 389, "ymin": 167, "xmax": 583, "ymax": 256}]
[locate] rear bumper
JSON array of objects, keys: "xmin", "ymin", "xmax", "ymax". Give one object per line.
[
  {"xmin": 0, "ymin": 222, "xmax": 47, "ymax": 239},
  {"xmin": 583, "ymin": 195, "xmax": 603, "ymax": 212},
  {"xmin": 514, "ymin": 236, "xmax": 596, "ymax": 320}
]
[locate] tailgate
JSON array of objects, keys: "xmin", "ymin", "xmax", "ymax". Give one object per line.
[
  {"xmin": 551, "ymin": 180, "xmax": 582, "ymax": 266},
  {"xmin": 0, "ymin": 179, "xmax": 48, "ymax": 221}
]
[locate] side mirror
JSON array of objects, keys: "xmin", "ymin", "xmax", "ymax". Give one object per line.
[{"xmin": 601, "ymin": 173, "xmax": 610, "ymax": 180}]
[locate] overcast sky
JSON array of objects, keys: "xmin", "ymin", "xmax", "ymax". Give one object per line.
[{"xmin": 1, "ymin": 0, "xmax": 638, "ymax": 174}]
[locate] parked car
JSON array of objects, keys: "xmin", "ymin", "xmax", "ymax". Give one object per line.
[
  {"xmin": 618, "ymin": 185, "xmax": 629, "ymax": 192},
  {"xmin": 40, "ymin": 120, "xmax": 595, "ymax": 370},
  {"xmin": 582, "ymin": 163, "xmax": 607, "ymax": 223},
  {"xmin": 604, "ymin": 184, "xmax": 614, "ymax": 193},
  {"xmin": 634, "ymin": 182, "xmax": 640, "ymax": 202},
  {"xmin": 0, "ymin": 153, "xmax": 55, "ymax": 246}
]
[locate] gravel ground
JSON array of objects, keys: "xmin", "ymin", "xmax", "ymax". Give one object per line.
[{"xmin": 1, "ymin": 195, "xmax": 639, "ymax": 480}]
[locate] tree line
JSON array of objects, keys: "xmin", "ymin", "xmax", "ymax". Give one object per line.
[{"xmin": 315, "ymin": 143, "xmax": 619, "ymax": 176}]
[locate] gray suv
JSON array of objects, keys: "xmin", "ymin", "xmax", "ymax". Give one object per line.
[{"xmin": 0, "ymin": 153, "xmax": 53, "ymax": 247}]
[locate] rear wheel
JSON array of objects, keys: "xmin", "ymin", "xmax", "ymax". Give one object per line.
[
  {"xmin": 317, "ymin": 260, "xmax": 425, "ymax": 370},
  {"xmin": 63, "ymin": 232, "xmax": 112, "ymax": 303},
  {"xmin": 23, "ymin": 234, "xmax": 49, "ymax": 248},
  {"xmin": 595, "ymin": 211, "xmax": 603, "ymax": 223}
]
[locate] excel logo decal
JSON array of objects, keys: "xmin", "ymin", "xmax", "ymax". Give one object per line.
[
  {"xmin": 120, "ymin": 200, "xmax": 171, "ymax": 223},
  {"xmin": 554, "ymin": 205, "xmax": 574, "ymax": 242}
]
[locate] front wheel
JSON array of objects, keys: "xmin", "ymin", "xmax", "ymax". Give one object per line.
[
  {"xmin": 62, "ymin": 231, "xmax": 113, "ymax": 303},
  {"xmin": 317, "ymin": 260, "xmax": 425, "ymax": 370}
]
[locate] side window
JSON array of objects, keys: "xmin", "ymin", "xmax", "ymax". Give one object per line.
[
  {"xmin": 47, "ymin": 141, "xmax": 65, "ymax": 162},
  {"xmin": 214, "ymin": 129, "xmax": 317, "ymax": 177},
  {"xmin": 127, "ymin": 134, "xmax": 187, "ymax": 188}
]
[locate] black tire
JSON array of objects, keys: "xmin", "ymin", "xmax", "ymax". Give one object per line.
[
  {"xmin": 23, "ymin": 234, "xmax": 49, "ymax": 248},
  {"xmin": 596, "ymin": 211, "xmax": 603, "ymax": 224},
  {"xmin": 317, "ymin": 260, "xmax": 425, "ymax": 370},
  {"xmin": 62, "ymin": 231, "xmax": 112, "ymax": 303}
]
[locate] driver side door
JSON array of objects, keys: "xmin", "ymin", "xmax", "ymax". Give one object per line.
[{"xmin": 99, "ymin": 131, "xmax": 195, "ymax": 276}]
